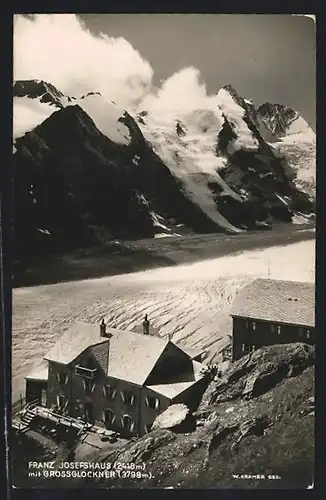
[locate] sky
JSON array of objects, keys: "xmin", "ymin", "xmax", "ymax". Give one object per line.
[{"xmin": 14, "ymin": 14, "xmax": 316, "ymax": 129}]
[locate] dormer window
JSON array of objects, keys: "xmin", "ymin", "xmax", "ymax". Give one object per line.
[{"xmin": 75, "ymin": 365, "xmax": 97, "ymax": 380}]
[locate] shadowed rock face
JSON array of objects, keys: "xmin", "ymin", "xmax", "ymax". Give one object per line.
[
  {"xmin": 13, "ymin": 80, "xmax": 67, "ymax": 107},
  {"xmin": 215, "ymin": 89, "xmax": 313, "ymax": 227},
  {"xmin": 258, "ymin": 103, "xmax": 299, "ymax": 138},
  {"xmin": 13, "ymin": 104, "xmax": 219, "ymax": 260},
  {"xmin": 200, "ymin": 342, "xmax": 315, "ymax": 405}
]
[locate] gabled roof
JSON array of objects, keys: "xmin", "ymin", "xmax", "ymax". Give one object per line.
[
  {"xmin": 231, "ymin": 278, "xmax": 315, "ymax": 327},
  {"xmin": 25, "ymin": 360, "xmax": 49, "ymax": 381},
  {"xmin": 176, "ymin": 346, "xmax": 206, "ymax": 360},
  {"xmin": 44, "ymin": 323, "xmax": 110, "ymax": 365},
  {"xmin": 107, "ymin": 327, "xmax": 169, "ymax": 385},
  {"xmin": 42, "ymin": 322, "xmax": 170, "ymax": 386}
]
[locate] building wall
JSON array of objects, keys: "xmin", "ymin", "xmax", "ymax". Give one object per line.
[
  {"xmin": 46, "ymin": 362, "xmax": 72, "ymax": 410},
  {"xmin": 172, "ymin": 376, "xmax": 209, "ymax": 411},
  {"xmin": 232, "ymin": 316, "xmax": 315, "ymax": 361},
  {"xmin": 93, "ymin": 376, "xmax": 143, "ymax": 437},
  {"xmin": 145, "ymin": 343, "xmax": 194, "ymax": 385},
  {"xmin": 25, "ymin": 379, "xmax": 48, "ymax": 405},
  {"xmin": 89, "ymin": 342, "xmax": 109, "ymax": 374},
  {"xmin": 140, "ymin": 387, "xmax": 171, "ymax": 434}
]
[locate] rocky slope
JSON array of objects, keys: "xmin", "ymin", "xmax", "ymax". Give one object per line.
[
  {"xmin": 13, "ymin": 80, "xmax": 315, "ymax": 261},
  {"xmin": 90, "ymin": 343, "xmax": 315, "ymax": 489}
]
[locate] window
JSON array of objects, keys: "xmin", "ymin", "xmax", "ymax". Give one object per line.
[
  {"xmin": 121, "ymin": 414, "xmax": 135, "ymax": 432},
  {"xmin": 277, "ymin": 326, "xmax": 281, "ymax": 335},
  {"xmin": 252, "ymin": 321, "xmax": 256, "ymax": 331},
  {"xmin": 120, "ymin": 390, "xmax": 136, "ymax": 406},
  {"xmin": 145, "ymin": 396, "xmax": 160, "ymax": 411},
  {"xmin": 242, "ymin": 344, "xmax": 246, "ymax": 353},
  {"xmin": 306, "ymin": 329, "xmax": 311, "ymax": 340},
  {"xmin": 56, "ymin": 372, "xmax": 69, "ymax": 385},
  {"xmin": 270, "ymin": 324, "xmax": 275, "ymax": 333},
  {"xmin": 251, "ymin": 345, "xmax": 256, "ymax": 352},
  {"xmin": 103, "ymin": 385, "xmax": 117, "ymax": 400},
  {"xmin": 244, "ymin": 320, "xmax": 249, "ymax": 329},
  {"xmin": 56, "ymin": 394, "xmax": 67, "ymax": 410},
  {"xmin": 82, "ymin": 379, "xmax": 96, "ymax": 392},
  {"xmin": 103, "ymin": 409, "xmax": 116, "ymax": 426}
]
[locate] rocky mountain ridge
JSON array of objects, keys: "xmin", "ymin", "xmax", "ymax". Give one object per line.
[{"xmin": 13, "ymin": 80, "xmax": 315, "ymax": 260}]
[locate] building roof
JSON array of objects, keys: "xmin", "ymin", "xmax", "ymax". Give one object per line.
[
  {"xmin": 25, "ymin": 360, "xmax": 49, "ymax": 381},
  {"xmin": 44, "ymin": 323, "xmax": 110, "ymax": 365},
  {"xmin": 148, "ymin": 361, "xmax": 204, "ymax": 399},
  {"xmin": 42, "ymin": 322, "xmax": 170, "ymax": 386},
  {"xmin": 176, "ymin": 345, "xmax": 206, "ymax": 360},
  {"xmin": 231, "ymin": 278, "xmax": 315, "ymax": 327},
  {"xmin": 107, "ymin": 327, "xmax": 169, "ymax": 385}
]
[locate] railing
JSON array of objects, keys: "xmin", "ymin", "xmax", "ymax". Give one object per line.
[
  {"xmin": 22, "ymin": 398, "xmax": 40, "ymax": 414},
  {"xmin": 37, "ymin": 407, "xmax": 90, "ymax": 431}
]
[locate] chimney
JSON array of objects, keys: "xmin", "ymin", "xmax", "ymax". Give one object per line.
[
  {"xmin": 143, "ymin": 314, "xmax": 150, "ymax": 335},
  {"xmin": 100, "ymin": 318, "xmax": 107, "ymax": 337},
  {"xmin": 99, "ymin": 319, "xmax": 112, "ymax": 373}
]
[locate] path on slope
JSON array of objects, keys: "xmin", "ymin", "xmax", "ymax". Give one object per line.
[{"xmin": 12, "ymin": 239, "xmax": 315, "ymax": 402}]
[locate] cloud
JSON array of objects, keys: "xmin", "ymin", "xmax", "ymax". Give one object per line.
[
  {"xmin": 13, "ymin": 14, "xmax": 217, "ymax": 116},
  {"xmin": 13, "ymin": 14, "xmax": 154, "ymax": 108},
  {"xmin": 139, "ymin": 66, "xmax": 218, "ymax": 115},
  {"xmin": 13, "ymin": 97, "xmax": 55, "ymax": 139}
]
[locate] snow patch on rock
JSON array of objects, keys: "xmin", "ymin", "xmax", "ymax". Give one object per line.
[
  {"xmin": 138, "ymin": 109, "xmax": 242, "ymax": 233},
  {"xmin": 73, "ymin": 94, "xmax": 131, "ymax": 145},
  {"xmin": 216, "ymin": 88, "xmax": 259, "ymax": 152}
]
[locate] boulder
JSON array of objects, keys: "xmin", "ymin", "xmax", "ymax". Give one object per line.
[{"xmin": 152, "ymin": 404, "xmax": 190, "ymax": 430}]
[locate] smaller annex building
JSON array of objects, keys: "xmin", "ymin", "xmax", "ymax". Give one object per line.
[{"xmin": 230, "ymin": 278, "xmax": 315, "ymax": 361}]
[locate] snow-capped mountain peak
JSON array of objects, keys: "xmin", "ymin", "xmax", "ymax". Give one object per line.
[
  {"xmin": 13, "ymin": 79, "xmax": 68, "ymax": 107},
  {"xmin": 13, "ymin": 80, "xmax": 131, "ymax": 145}
]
